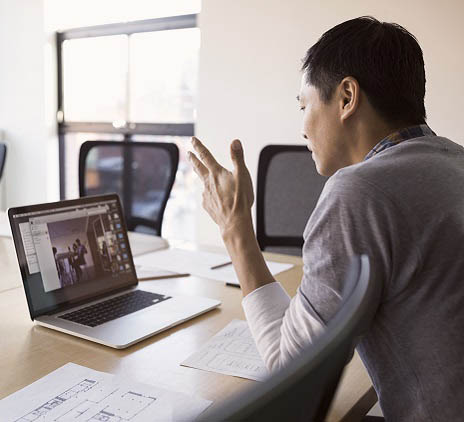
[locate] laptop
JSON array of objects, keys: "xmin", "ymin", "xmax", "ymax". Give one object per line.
[{"xmin": 8, "ymin": 194, "xmax": 221, "ymax": 349}]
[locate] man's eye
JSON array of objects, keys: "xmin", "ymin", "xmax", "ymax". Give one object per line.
[{"xmin": 300, "ymin": 107, "xmax": 305, "ymax": 111}]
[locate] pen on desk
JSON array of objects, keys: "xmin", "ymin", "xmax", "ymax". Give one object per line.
[
  {"xmin": 210, "ymin": 261, "xmax": 232, "ymax": 270},
  {"xmin": 138, "ymin": 273, "xmax": 190, "ymax": 281}
]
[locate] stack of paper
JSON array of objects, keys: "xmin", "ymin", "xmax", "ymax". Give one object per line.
[{"xmin": 0, "ymin": 363, "xmax": 211, "ymax": 421}]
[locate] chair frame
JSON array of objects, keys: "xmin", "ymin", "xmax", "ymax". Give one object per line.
[
  {"xmin": 256, "ymin": 144, "xmax": 323, "ymax": 252},
  {"xmin": 79, "ymin": 140, "xmax": 179, "ymax": 235},
  {"xmin": 198, "ymin": 255, "xmax": 381, "ymax": 422}
]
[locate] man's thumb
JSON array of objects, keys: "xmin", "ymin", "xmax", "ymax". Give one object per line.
[{"xmin": 231, "ymin": 139, "xmax": 244, "ymax": 171}]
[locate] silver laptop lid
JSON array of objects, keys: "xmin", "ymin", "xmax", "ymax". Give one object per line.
[{"xmin": 8, "ymin": 194, "xmax": 138, "ymax": 320}]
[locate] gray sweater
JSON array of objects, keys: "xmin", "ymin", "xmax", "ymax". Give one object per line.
[{"xmin": 243, "ymin": 134, "xmax": 464, "ymax": 421}]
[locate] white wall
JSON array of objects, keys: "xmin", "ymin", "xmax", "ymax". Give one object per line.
[
  {"xmin": 195, "ymin": 0, "xmax": 464, "ymax": 246},
  {"xmin": 0, "ymin": 0, "xmax": 57, "ymax": 209}
]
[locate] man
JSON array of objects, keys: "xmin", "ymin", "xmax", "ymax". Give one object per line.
[
  {"xmin": 52, "ymin": 246, "xmax": 63, "ymax": 286},
  {"xmin": 189, "ymin": 16, "xmax": 464, "ymax": 421},
  {"xmin": 75, "ymin": 238, "xmax": 88, "ymax": 279}
]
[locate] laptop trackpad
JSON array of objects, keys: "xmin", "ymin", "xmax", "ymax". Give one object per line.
[{"xmin": 96, "ymin": 295, "xmax": 217, "ymax": 344}]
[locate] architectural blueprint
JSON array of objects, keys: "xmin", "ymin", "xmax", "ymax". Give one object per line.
[
  {"xmin": 181, "ymin": 319, "xmax": 269, "ymax": 381},
  {"xmin": 0, "ymin": 363, "xmax": 211, "ymax": 422}
]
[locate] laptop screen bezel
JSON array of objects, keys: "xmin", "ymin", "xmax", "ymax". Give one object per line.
[{"xmin": 8, "ymin": 193, "xmax": 138, "ymax": 320}]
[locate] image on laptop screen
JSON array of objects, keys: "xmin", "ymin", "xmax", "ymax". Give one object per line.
[
  {"xmin": 9, "ymin": 195, "xmax": 137, "ymax": 318},
  {"xmin": 28, "ymin": 204, "xmax": 127, "ymax": 292}
]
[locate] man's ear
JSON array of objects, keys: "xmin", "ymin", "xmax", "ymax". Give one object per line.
[{"xmin": 338, "ymin": 77, "xmax": 360, "ymax": 122}]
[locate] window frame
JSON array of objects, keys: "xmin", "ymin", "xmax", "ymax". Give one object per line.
[{"xmin": 56, "ymin": 14, "xmax": 197, "ymax": 199}]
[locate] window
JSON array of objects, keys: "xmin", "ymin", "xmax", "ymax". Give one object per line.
[{"xmin": 57, "ymin": 14, "xmax": 199, "ymax": 240}]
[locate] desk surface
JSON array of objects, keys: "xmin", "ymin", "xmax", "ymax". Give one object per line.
[{"xmin": 0, "ymin": 233, "xmax": 375, "ymax": 421}]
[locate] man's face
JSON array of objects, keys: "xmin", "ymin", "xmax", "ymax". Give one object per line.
[{"xmin": 298, "ymin": 76, "xmax": 348, "ymax": 176}]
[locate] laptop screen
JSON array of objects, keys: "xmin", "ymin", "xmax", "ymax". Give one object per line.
[{"xmin": 8, "ymin": 194, "xmax": 137, "ymax": 319}]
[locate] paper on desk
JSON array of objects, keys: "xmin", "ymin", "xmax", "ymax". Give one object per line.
[
  {"xmin": 135, "ymin": 264, "xmax": 188, "ymax": 280},
  {"xmin": 128, "ymin": 231, "xmax": 169, "ymax": 257},
  {"xmin": 134, "ymin": 248, "xmax": 293, "ymax": 286},
  {"xmin": 0, "ymin": 362, "xmax": 211, "ymax": 422},
  {"xmin": 181, "ymin": 319, "xmax": 269, "ymax": 382}
]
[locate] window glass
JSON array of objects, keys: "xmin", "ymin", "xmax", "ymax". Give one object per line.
[
  {"xmin": 129, "ymin": 28, "xmax": 200, "ymax": 123},
  {"xmin": 63, "ymin": 35, "xmax": 128, "ymax": 122},
  {"xmin": 56, "ymin": 8, "xmax": 199, "ymax": 241}
]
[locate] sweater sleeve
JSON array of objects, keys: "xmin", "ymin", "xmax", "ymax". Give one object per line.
[
  {"xmin": 242, "ymin": 282, "xmax": 325, "ymax": 371},
  {"xmin": 242, "ymin": 169, "xmax": 404, "ymax": 371}
]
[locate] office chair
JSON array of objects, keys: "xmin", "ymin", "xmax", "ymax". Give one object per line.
[
  {"xmin": 198, "ymin": 255, "xmax": 380, "ymax": 422},
  {"xmin": 79, "ymin": 141, "xmax": 179, "ymax": 236},
  {"xmin": 0, "ymin": 143, "xmax": 7, "ymax": 181},
  {"xmin": 256, "ymin": 145, "xmax": 327, "ymax": 256}
]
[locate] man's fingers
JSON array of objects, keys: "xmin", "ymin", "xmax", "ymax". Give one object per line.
[
  {"xmin": 188, "ymin": 151, "xmax": 209, "ymax": 181},
  {"xmin": 230, "ymin": 139, "xmax": 246, "ymax": 174},
  {"xmin": 192, "ymin": 137, "xmax": 221, "ymax": 171}
]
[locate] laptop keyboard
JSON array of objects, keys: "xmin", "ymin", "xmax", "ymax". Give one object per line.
[{"xmin": 59, "ymin": 290, "xmax": 172, "ymax": 327}]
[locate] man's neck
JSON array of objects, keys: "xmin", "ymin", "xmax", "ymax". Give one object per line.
[{"xmin": 350, "ymin": 119, "xmax": 408, "ymax": 164}]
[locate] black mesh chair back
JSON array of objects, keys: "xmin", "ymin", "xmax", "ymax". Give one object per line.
[
  {"xmin": 256, "ymin": 145, "xmax": 327, "ymax": 256},
  {"xmin": 0, "ymin": 143, "xmax": 7, "ymax": 181},
  {"xmin": 198, "ymin": 255, "xmax": 380, "ymax": 422},
  {"xmin": 79, "ymin": 141, "xmax": 179, "ymax": 236}
]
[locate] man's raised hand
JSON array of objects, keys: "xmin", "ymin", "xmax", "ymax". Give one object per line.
[{"xmin": 188, "ymin": 137, "xmax": 254, "ymax": 237}]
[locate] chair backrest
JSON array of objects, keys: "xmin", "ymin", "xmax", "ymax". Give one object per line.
[
  {"xmin": 0, "ymin": 143, "xmax": 7, "ymax": 181},
  {"xmin": 198, "ymin": 255, "xmax": 381, "ymax": 422},
  {"xmin": 256, "ymin": 145, "xmax": 327, "ymax": 256},
  {"xmin": 79, "ymin": 141, "xmax": 179, "ymax": 236}
]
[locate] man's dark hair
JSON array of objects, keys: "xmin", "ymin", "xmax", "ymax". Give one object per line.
[{"xmin": 301, "ymin": 16, "xmax": 426, "ymax": 125}]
